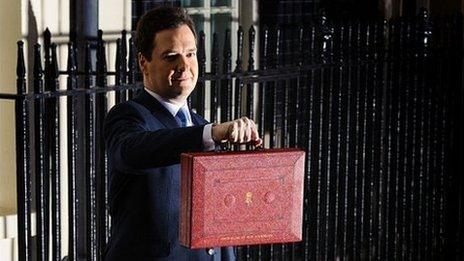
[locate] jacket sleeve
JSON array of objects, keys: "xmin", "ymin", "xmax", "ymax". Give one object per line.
[{"xmin": 103, "ymin": 101, "xmax": 205, "ymax": 170}]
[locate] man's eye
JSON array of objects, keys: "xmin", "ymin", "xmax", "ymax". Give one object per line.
[
  {"xmin": 164, "ymin": 55, "xmax": 177, "ymax": 61},
  {"xmin": 187, "ymin": 52, "xmax": 196, "ymax": 58}
]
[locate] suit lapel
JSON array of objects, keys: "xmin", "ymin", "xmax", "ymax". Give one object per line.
[{"xmin": 133, "ymin": 89, "xmax": 180, "ymax": 129}]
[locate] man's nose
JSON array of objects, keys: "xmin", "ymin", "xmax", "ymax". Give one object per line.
[{"xmin": 176, "ymin": 55, "xmax": 189, "ymax": 72}]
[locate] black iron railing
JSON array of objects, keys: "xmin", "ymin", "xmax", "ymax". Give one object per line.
[{"xmin": 1, "ymin": 9, "xmax": 463, "ymax": 261}]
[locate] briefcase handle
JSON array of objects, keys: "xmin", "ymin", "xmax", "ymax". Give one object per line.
[{"xmin": 217, "ymin": 143, "xmax": 263, "ymax": 152}]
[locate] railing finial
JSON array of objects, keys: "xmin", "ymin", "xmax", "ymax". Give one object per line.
[
  {"xmin": 16, "ymin": 41, "xmax": 26, "ymax": 80},
  {"xmin": 247, "ymin": 26, "xmax": 255, "ymax": 71},
  {"xmin": 116, "ymin": 38, "xmax": 123, "ymax": 85},
  {"xmin": 33, "ymin": 43, "xmax": 44, "ymax": 94},
  {"xmin": 128, "ymin": 37, "xmax": 137, "ymax": 84},
  {"xmin": 275, "ymin": 26, "xmax": 284, "ymax": 67},
  {"xmin": 44, "ymin": 28, "xmax": 51, "ymax": 62},
  {"xmin": 67, "ymin": 42, "xmax": 77, "ymax": 74},
  {"xmin": 121, "ymin": 30, "xmax": 128, "ymax": 83},
  {"xmin": 97, "ymin": 32, "xmax": 107, "ymax": 87},
  {"xmin": 198, "ymin": 31, "xmax": 206, "ymax": 76},
  {"xmin": 50, "ymin": 43, "xmax": 59, "ymax": 92},
  {"xmin": 235, "ymin": 26, "xmax": 244, "ymax": 72},
  {"xmin": 211, "ymin": 33, "xmax": 219, "ymax": 73},
  {"xmin": 260, "ymin": 25, "xmax": 269, "ymax": 70},
  {"xmin": 67, "ymin": 42, "xmax": 77, "ymax": 90},
  {"xmin": 223, "ymin": 29, "xmax": 232, "ymax": 60}
]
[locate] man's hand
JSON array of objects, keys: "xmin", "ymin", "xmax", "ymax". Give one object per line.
[{"xmin": 212, "ymin": 116, "xmax": 263, "ymax": 147}]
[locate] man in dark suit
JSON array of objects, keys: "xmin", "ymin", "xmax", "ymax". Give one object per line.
[{"xmin": 103, "ymin": 6, "xmax": 262, "ymax": 261}]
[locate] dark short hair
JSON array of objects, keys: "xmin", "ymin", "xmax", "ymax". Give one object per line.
[{"xmin": 136, "ymin": 6, "xmax": 196, "ymax": 61}]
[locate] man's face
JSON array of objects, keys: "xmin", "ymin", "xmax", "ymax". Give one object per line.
[{"xmin": 139, "ymin": 24, "xmax": 198, "ymax": 104}]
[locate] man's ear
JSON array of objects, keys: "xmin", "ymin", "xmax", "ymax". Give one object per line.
[{"xmin": 138, "ymin": 53, "xmax": 147, "ymax": 75}]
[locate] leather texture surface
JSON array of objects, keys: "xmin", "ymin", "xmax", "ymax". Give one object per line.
[{"xmin": 180, "ymin": 148, "xmax": 305, "ymax": 249}]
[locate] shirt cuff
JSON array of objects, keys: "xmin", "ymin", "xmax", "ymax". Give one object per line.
[{"xmin": 202, "ymin": 123, "xmax": 216, "ymax": 151}]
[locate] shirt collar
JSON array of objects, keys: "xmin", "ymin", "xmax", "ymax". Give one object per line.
[{"xmin": 144, "ymin": 87, "xmax": 189, "ymax": 117}]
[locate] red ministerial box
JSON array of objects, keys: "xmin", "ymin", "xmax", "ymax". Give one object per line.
[{"xmin": 179, "ymin": 148, "xmax": 305, "ymax": 249}]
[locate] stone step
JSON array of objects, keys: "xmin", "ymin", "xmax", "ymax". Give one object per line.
[
  {"xmin": 0, "ymin": 237, "xmax": 17, "ymax": 261},
  {"xmin": 0, "ymin": 209, "xmax": 36, "ymax": 240}
]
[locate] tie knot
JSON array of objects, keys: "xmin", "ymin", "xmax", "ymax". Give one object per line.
[{"xmin": 176, "ymin": 107, "xmax": 188, "ymax": 127}]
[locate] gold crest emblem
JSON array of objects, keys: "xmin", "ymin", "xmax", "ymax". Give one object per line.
[{"xmin": 245, "ymin": 192, "xmax": 253, "ymax": 205}]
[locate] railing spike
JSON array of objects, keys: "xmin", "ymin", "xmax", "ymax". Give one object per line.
[
  {"xmin": 261, "ymin": 26, "xmax": 269, "ymax": 70},
  {"xmin": 211, "ymin": 32, "xmax": 219, "ymax": 73},
  {"xmin": 116, "ymin": 38, "xmax": 122, "ymax": 85},
  {"xmin": 96, "ymin": 35, "xmax": 107, "ymax": 87},
  {"xmin": 275, "ymin": 26, "xmax": 283, "ymax": 68},
  {"xmin": 121, "ymin": 30, "xmax": 127, "ymax": 83},
  {"xmin": 44, "ymin": 29, "xmax": 53, "ymax": 91},
  {"xmin": 198, "ymin": 31, "xmax": 206, "ymax": 75},
  {"xmin": 33, "ymin": 43, "xmax": 43, "ymax": 93},
  {"xmin": 122, "ymin": 30, "xmax": 127, "ymax": 59},
  {"xmin": 223, "ymin": 29, "xmax": 231, "ymax": 60},
  {"xmin": 221, "ymin": 28, "xmax": 232, "ymax": 123},
  {"xmin": 67, "ymin": 43, "xmax": 76, "ymax": 73},
  {"xmin": 84, "ymin": 41, "xmax": 93, "ymax": 88},
  {"xmin": 85, "ymin": 41, "xmax": 92, "ymax": 75},
  {"xmin": 247, "ymin": 26, "xmax": 256, "ymax": 71},
  {"xmin": 67, "ymin": 42, "xmax": 77, "ymax": 90},
  {"xmin": 50, "ymin": 43, "xmax": 59, "ymax": 92},
  {"xmin": 235, "ymin": 26, "xmax": 244, "ymax": 72},
  {"xmin": 44, "ymin": 28, "xmax": 51, "ymax": 63},
  {"xmin": 128, "ymin": 37, "xmax": 136, "ymax": 84},
  {"xmin": 98, "ymin": 29, "xmax": 103, "ymax": 42},
  {"xmin": 16, "ymin": 41, "xmax": 26, "ymax": 81}
]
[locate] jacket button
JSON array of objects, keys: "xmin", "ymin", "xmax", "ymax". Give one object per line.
[{"xmin": 207, "ymin": 248, "xmax": 216, "ymax": 255}]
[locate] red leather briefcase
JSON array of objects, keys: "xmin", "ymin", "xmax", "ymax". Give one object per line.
[{"xmin": 179, "ymin": 148, "xmax": 305, "ymax": 249}]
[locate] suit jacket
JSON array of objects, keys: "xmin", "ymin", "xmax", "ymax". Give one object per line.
[{"xmin": 104, "ymin": 89, "xmax": 236, "ymax": 261}]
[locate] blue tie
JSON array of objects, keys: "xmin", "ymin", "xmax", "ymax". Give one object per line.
[{"xmin": 176, "ymin": 107, "xmax": 189, "ymax": 127}]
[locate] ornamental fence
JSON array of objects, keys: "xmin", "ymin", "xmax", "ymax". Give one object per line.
[{"xmin": 0, "ymin": 8, "xmax": 463, "ymax": 261}]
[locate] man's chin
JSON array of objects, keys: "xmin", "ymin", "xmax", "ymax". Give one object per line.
[
  {"xmin": 167, "ymin": 87, "xmax": 194, "ymax": 102},
  {"xmin": 172, "ymin": 82, "xmax": 195, "ymax": 92}
]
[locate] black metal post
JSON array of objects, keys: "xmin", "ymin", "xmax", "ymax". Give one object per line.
[
  {"xmin": 67, "ymin": 42, "xmax": 79, "ymax": 261},
  {"xmin": 196, "ymin": 31, "xmax": 206, "ymax": 118},
  {"xmin": 115, "ymin": 38, "xmax": 127, "ymax": 104},
  {"xmin": 33, "ymin": 43, "xmax": 50, "ymax": 261},
  {"xmin": 96, "ymin": 30, "xmax": 110, "ymax": 260},
  {"xmin": 210, "ymin": 33, "xmax": 219, "ymax": 123},
  {"xmin": 49, "ymin": 43, "xmax": 62, "ymax": 261},
  {"xmin": 221, "ymin": 29, "xmax": 232, "ymax": 123},
  {"xmin": 84, "ymin": 41, "xmax": 98, "ymax": 261},
  {"xmin": 15, "ymin": 40, "xmax": 32, "ymax": 261},
  {"xmin": 70, "ymin": 1, "xmax": 98, "ymax": 258},
  {"xmin": 234, "ymin": 26, "xmax": 244, "ymax": 121},
  {"xmin": 128, "ymin": 37, "xmax": 138, "ymax": 99}
]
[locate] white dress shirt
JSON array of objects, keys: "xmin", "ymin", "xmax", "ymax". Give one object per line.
[{"xmin": 145, "ymin": 88, "xmax": 216, "ymax": 151}]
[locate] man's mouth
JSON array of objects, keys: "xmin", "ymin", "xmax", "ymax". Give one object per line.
[{"xmin": 172, "ymin": 77, "xmax": 191, "ymax": 81}]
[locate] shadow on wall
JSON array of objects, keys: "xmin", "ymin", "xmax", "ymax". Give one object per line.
[{"xmin": 27, "ymin": 0, "xmax": 38, "ymax": 90}]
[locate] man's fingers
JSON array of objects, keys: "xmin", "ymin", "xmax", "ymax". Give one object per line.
[
  {"xmin": 213, "ymin": 116, "xmax": 263, "ymax": 145},
  {"xmin": 250, "ymin": 120, "xmax": 258, "ymax": 141},
  {"xmin": 243, "ymin": 117, "xmax": 252, "ymax": 142},
  {"xmin": 228, "ymin": 121, "xmax": 238, "ymax": 142},
  {"xmin": 249, "ymin": 120, "xmax": 263, "ymax": 147},
  {"xmin": 237, "ymin": 118, "xmax": 245, "ymax": 143}
]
